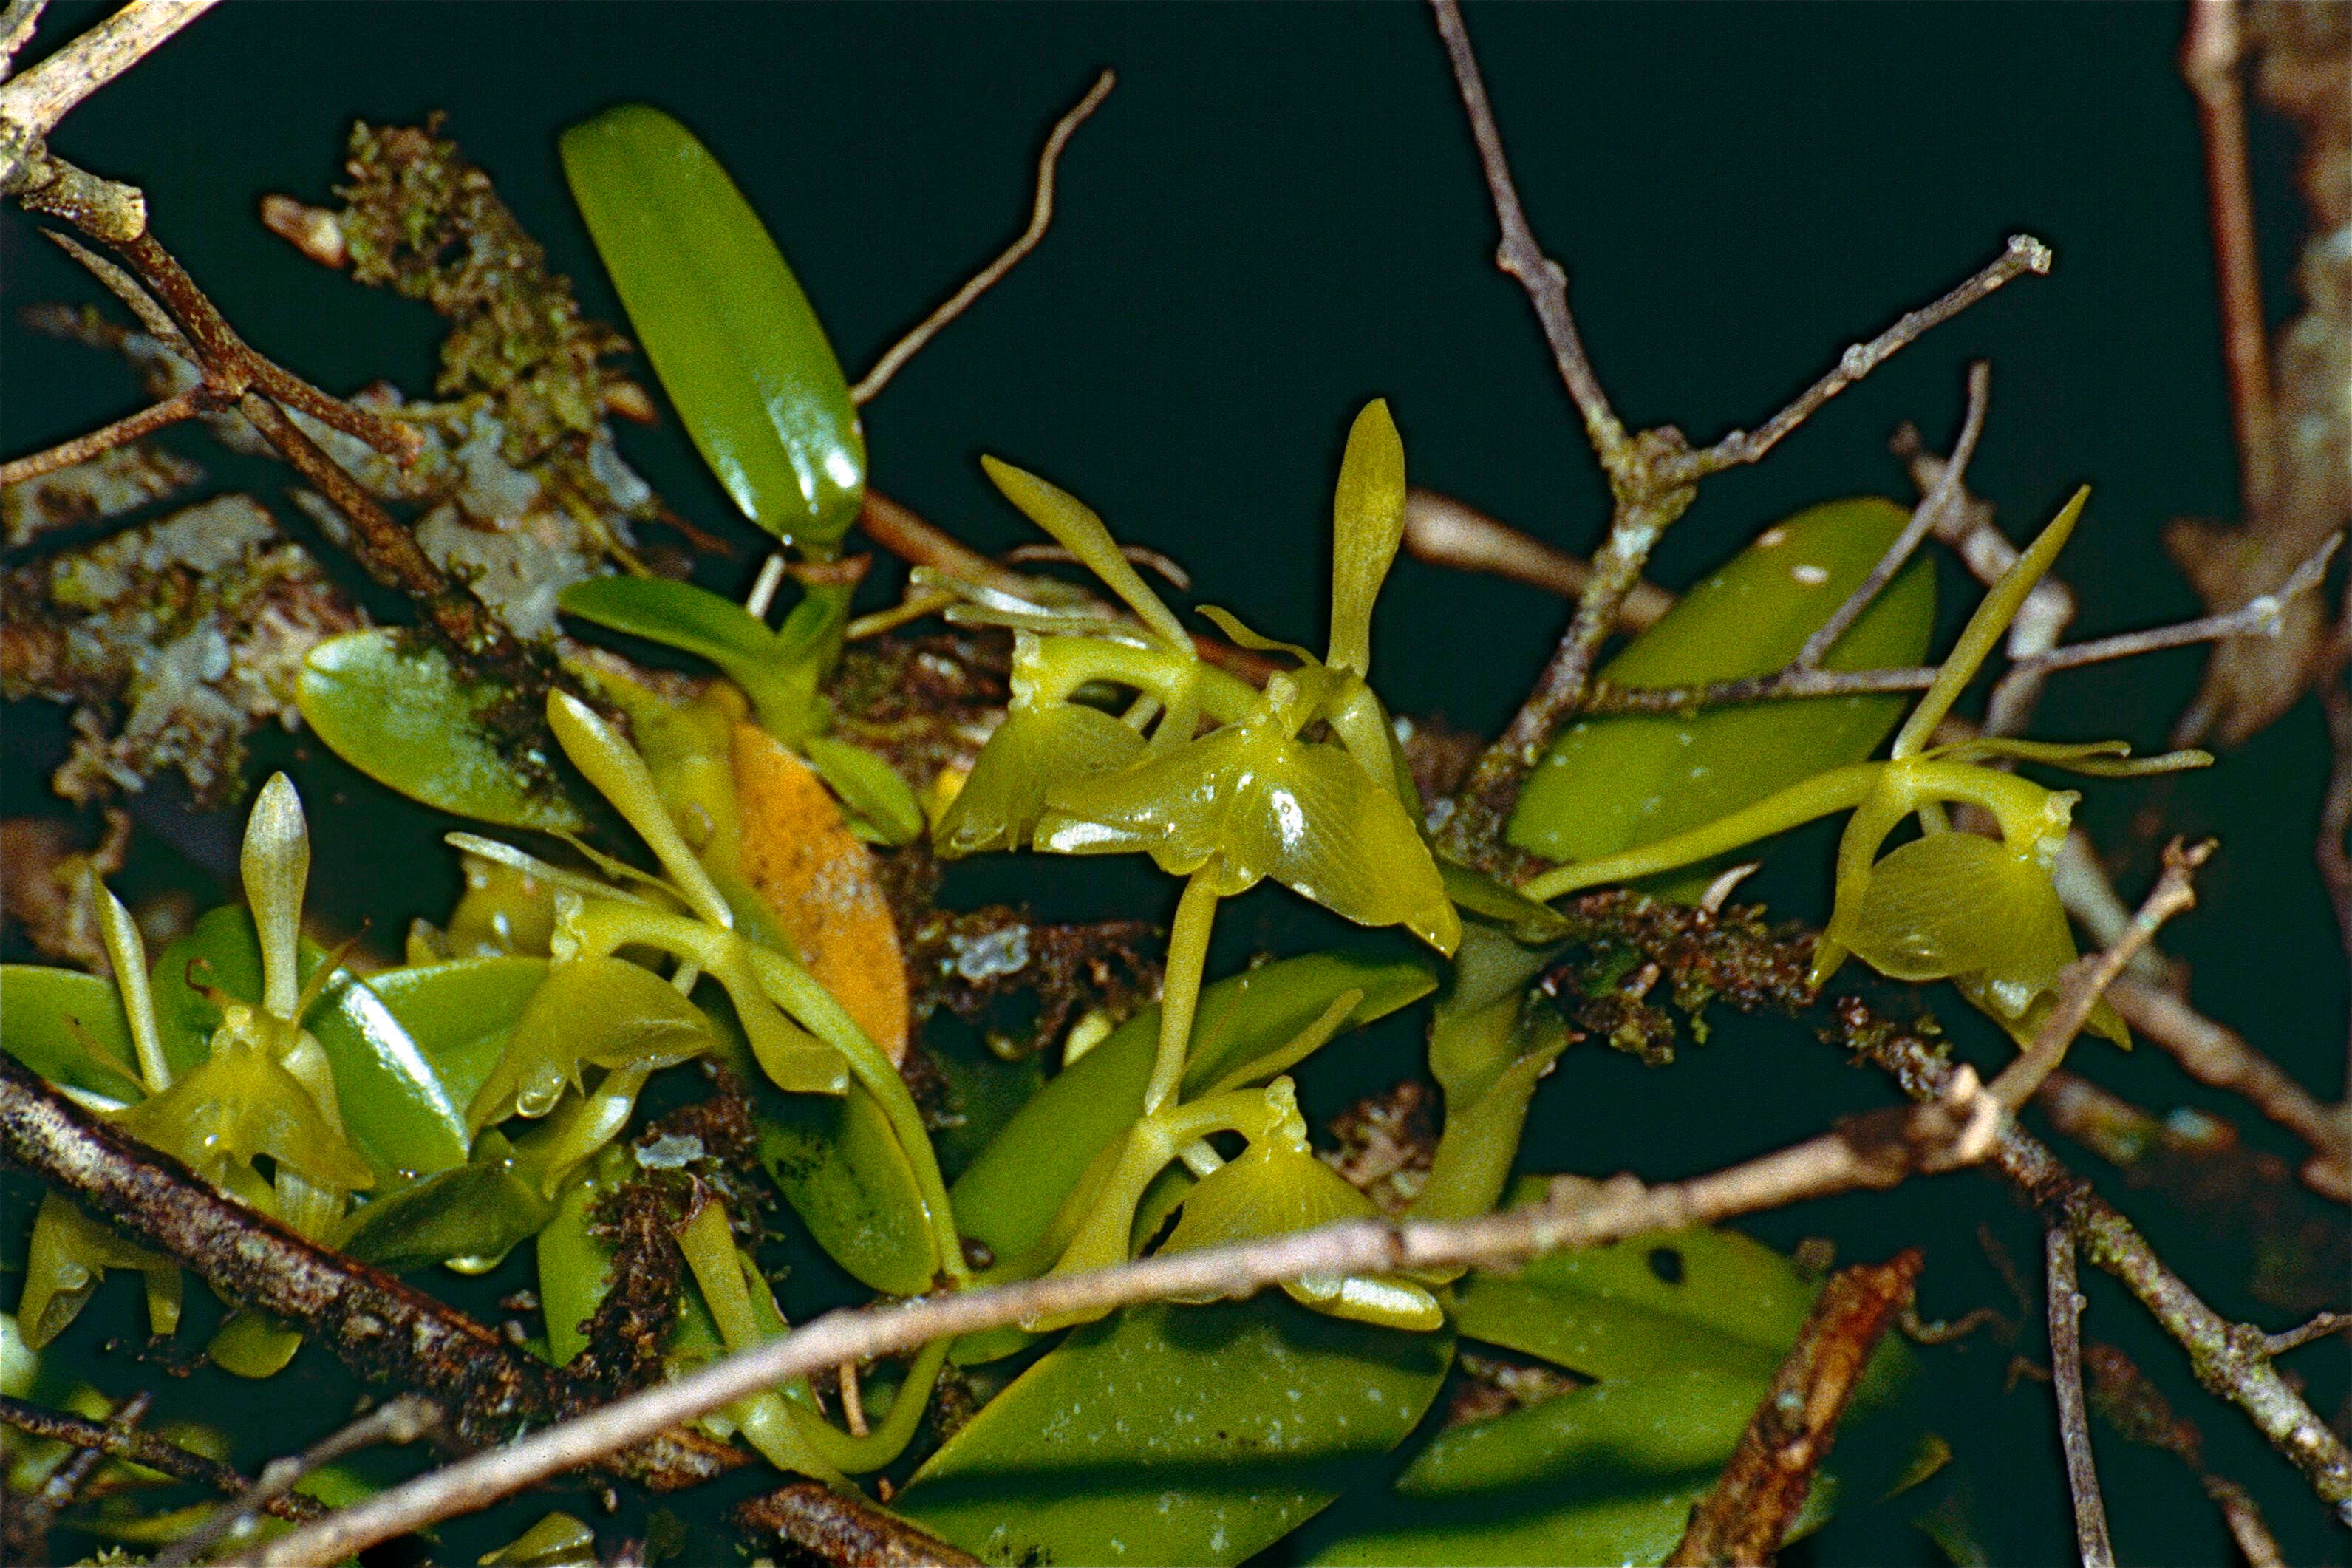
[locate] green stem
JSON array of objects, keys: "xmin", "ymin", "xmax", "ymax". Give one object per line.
[
  {"xmin": 1148, "ymin": 867, "xmax": 1224, "ymax": 1117},
  {"xmin": 749, "ymin": 949, "xmax": 968, "ymax": 1285},
  {"xmin": 785, "ymin": 1337, "xmax": 952, "ymax": 1473}
]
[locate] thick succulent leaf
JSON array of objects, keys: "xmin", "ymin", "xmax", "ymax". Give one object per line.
[
  {"xmin": 1298, "ymin": 1364, "xmax": 1836, "ymax": 1567},
  {"xmin": 1509, "ymin": 498, "xmax": 1935, "ymax": 895},
  {"xmin": 149, "ymin": 907, "xmax": 471, "ymax": 1180},
  {"xmin": 339, "ymin": 1148, "xmax": 555, "ymax": 1275},
  {"xmin": 896, "ymin": 1295, "xmax": 1453, "ymax": 1566},
  {"xmin": 949, "ymin": 952, "xmax": 1434, "ymax": 1272},
  {"xmin": 1451, "ymin": 1207, "xmax": 1822, "ymax": 1380},
  {"xmin": 1327, "ymin": 398, "xmax": 1408, "ymax": 677},
  {"xmin": 299, "ymin": 630, "xmax": 585, "ymax": 832},
  {"xmin": 0, "ymin": 966, "xmax": 147, "ymax": 1103},
  {"xmin": 562, "ymin": 105, "xmax": 863, "ymax": 545},
  {"xmin": 938, "ymin": 701, "xmax": 1148, "ymax": 856},
  {"xmin": 756, "ymin": 1085, "xmax": 940, "ymax": 1297}
]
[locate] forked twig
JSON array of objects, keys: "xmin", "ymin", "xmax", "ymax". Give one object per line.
[
  {"xmin": 0, "ymin": 0, "xmax": 213, "ymax": 144},
  {"xmin": 851, "ymin": 69, "xmax": 1115, "ymax": 405},
  {"xmin": 1402, "ymin": 486, "xmax": 1674, "ymax": 630}
]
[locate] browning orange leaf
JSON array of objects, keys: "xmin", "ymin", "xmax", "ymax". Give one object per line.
[{"xmin": 730, "ymin": 723, "xmax": 910, "ymax": 1066}]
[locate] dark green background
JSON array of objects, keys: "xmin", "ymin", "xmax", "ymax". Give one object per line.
[{"xmin": 4, "ymin": 4, "xmax": 2343, "ymax": 1564}]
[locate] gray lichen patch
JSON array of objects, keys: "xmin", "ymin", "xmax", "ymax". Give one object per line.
[
  {"xmin": 3, "ymin": 443, "xmax": 204, "ymax": 548},
  {"xmin": 1, "ymin": 494, "xmax": 364, "ymax": 805}
]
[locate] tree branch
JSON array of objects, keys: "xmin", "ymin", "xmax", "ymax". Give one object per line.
[
  {"xmin": 0, "ymin": 383, "xmax": 208, "ymax": 485},
  {"xmin": 0, "ymin": 1395, "xmax": 324, "ymax": 1523},
  {"xmin": 250, "ymin": 1075, "xmax": 2000, "ymax": 1566},
  {"xmin": 2047, "ymin": 1227, "xmax": 2118, "ymax": 1568},
  {"xmin": 0, "ymin": 1054, "xmax": 736, "ymax": 1491},
  {"xmin": 0, "ymin": 0, "xmax": 213, "ymax": 147},
  {"xmin": 734, "ymin": 1482, "xmax": 983, "ymax": 1568},
  {"xmin": 1665, "ymin": 1250, "xmax": 1923, "ymax": 1567}
]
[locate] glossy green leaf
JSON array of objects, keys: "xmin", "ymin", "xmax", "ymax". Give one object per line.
[
  {"xmin": 1298, "ymin": 1364, "xmax": 1839, "ymax": 1567},
  {"xmin": 0, "ymin": 966, "xmax": 148, "ymax": 1104},
  {"xmin": 562, "ymin": 104, "xmax": 864, "ymax": 547},
  {"xmin": 756, "ymin": 1085, "xmax": 939, "ymax": 1297},
  {"xmin": 1451, "ymin": 1190, "xmax": 1821, "ymax": 1380},
  {"xmin": 363, "ymin": 957, "xmax": 549, "ymax": 1123},
  {"xmin": 340, "ymin": 1138, "xmax": 555, "ymax": 1275},
  {"xmin": 299, "ymin": 630, "xmax": 586, "ymax": 833},
  {"xmin": 949, "ymin": 952, "xmax": 1435, "ymax": 1269},
  {"xmin": 803, "ymin": 735, "xmax": 924, "ymax": 846},
  {"xmin": 539, "ymin": 1145, "xmax": 633, "ymax": 1366},
  {"xmin": 148, "ymin": 907, "xmax": 471, "ymax": 1181},
  {"xmin": 1307, "ymin": 1196, "xmax": 1926, "ymax": 1567},
  {"xmin": 897, "ymin": 1295, "xmax": 1453, "ymax": 1566},
  {"xmin": 558, "ymin": 576, "xmax": 803, "ymax": 731},
  {"xmin": 1509, "ymin": 497, "xmax": 1936, "ymax": 893}
]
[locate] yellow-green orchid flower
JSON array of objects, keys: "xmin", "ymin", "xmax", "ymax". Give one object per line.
[{"xmin": 1524, "ymin": 488, "xmax": 2208, "ymax": 1054}]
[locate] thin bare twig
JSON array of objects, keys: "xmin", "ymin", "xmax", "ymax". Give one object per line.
[
  {"xmin": 2079, "ymin": 1341, "xmax": 2290, "ymax": 1568},
  {"xmin": 0, "ymin": 0, "xmax": 213, "ymax": 143},
  {"xmin": 851, "ymin": 69, "xmax": 1114, "ymax": 405},
  {"xmin": 1666, "ymin": 237, "xmax": 2050, "ymax": 487},
  {"xmin": 2181, "ymin": 0, "xmax": 2277, "ymax": 518},
  {"xmin": 152, "ymin": 1395, "xmax": 440, "ymax": 1568},
  {"xmin": 0, "ymin": 1396, "xmax": 324, "ymax": 1523},
  {"xmin": 1990, "ymin": 839, "xmax": 2212, "ymax": 1112},
  {"xmin": 2261, "ymin": 1312, "xmax": 2352, "ymax": 1357},
  {"xmin": 1665, "ymin": 1250, "xmax": 1923, "ymax": 1566},
  {"xmin": 1796, "ymin": 362, "xmax": 1992, "ymax": 671},
  {"xmin": 2047, "ymin": 1229, "xmax": 2118, "ymax": 1568},
  {"xmin": 1426, "ymin": 0, "xmax": 1625, "ymax": 466},
  {"xmin": 252, "ymin": 1076, "xmax": 1999, "ymax": 1567},
  {"xmin": 1401, "ymin": 486, "xmax": 1674, "ymax": 629},
  {"xmin": 0, "ymin": 384, "xmax": 208, "ymax": 485},
  {"xmin": 2016, "ymin": 532, "xmax": 2341, "ymax": 678},
  {"xmin": 13, "ymin": 1390, "xmax": 151, "ymax": 1553},
  {"xmin": 1428, "ymin": 0, "xmax": 2048, "ymax": 859}
]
